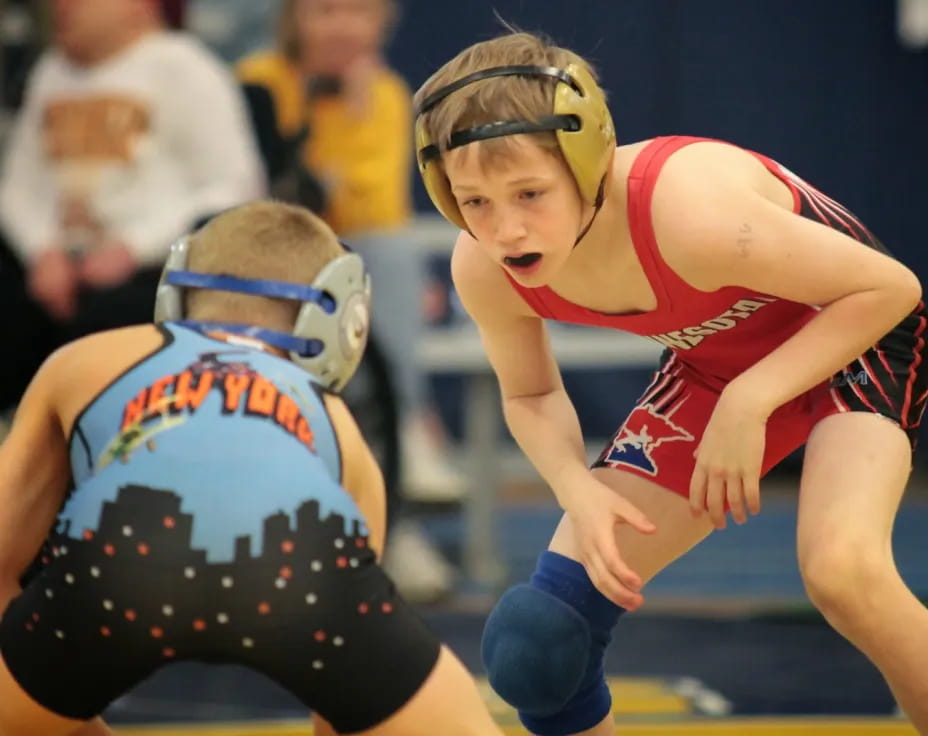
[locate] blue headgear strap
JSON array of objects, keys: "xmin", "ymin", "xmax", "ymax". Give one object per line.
[
  {"xmin": 164, "ymin": 271, "xmax": 337, "ymax": 314},
  {"xmin": 174, "ymin": 320, "xmax": 323, "ymax": 358}
]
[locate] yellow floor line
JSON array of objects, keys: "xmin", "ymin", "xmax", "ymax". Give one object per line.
[
  {"xmin": 479, "ymin": 676, "xmax": 693, "ymax": 724},
  {"xmin": 110, "ymin": 676, "xmax": 914, "ymax": 736},
  {"xmin": 115, "ymin": 718, "xmax": 917, "ymax": 736}
]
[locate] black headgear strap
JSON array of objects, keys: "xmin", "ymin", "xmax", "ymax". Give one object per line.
[{"xmin": 416, "ymin": 64, "xmax": 603, "ymax": 246}]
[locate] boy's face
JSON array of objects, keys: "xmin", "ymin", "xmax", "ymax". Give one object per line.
[
  {"xmin": 295, "ymin": 0, "xmax": 389, "ymax": 76},
  {"xmin": 52, "ymin": 0, "xmax": 142, "ymax": 63},
  {"xmin": 443, "ymin": 136, "xmax": 586, "ymax": 286}
]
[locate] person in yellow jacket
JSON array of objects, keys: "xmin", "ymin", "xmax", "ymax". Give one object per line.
[
  {"xmin": 237, "ymin": 0, "xmax": 410, "ymax": 234},
  {"xmin": 237, "ymin": 0, "xmax": 465, "ymax": 602}
]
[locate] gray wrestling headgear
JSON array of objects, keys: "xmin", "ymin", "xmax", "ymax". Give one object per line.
[{"xmin": 154, "ymin": 235, "xmax": 371, "ymax": 391}]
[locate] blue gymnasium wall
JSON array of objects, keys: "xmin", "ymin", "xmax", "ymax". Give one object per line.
[
  {"xmin": 393, "ymin": 0, "xmax": 926, "ymax": 271},
  {"xmin": 390, "ymin": 1, "xmax": 928, "ymax": 455}
]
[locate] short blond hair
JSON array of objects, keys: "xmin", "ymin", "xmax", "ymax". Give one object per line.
[
  {"xmin": 413, "ymin": 31, "xmax": 601, "ymax": 165},
  {"xmin": 185, "ymin": 200, "xmax": 345, "ymax": 329}
]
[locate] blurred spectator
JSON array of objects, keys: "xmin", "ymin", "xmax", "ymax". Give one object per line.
[
  {"xmin": 237, "ymin": 0, "xmax": 463, "ymax": 601},
  {"xmin": 0, "ymin": 0, "xmax": 264, "ymax": 414},
  {"xmin": 237, "ymin": 0, "xmax": 410, "ymax": 231},
  {"xmin": 237, "ymin": 0, "xmax": 465, "ymax": 502}
]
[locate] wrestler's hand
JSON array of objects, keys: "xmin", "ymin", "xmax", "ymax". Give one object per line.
[
  {"xmin": 28, "ymin": 247, "xmax": 79, "ymax": 321},
  {"xmin": 79, "ymin": 241, "xmax": 137, "ymax": 288},
  {"xmin": 689, "ymin": 391, "xmax": 767, "ymax": 529},
  {"xmin": 562, "ymin": 475, "xmax": 656, "ymax": 610}
]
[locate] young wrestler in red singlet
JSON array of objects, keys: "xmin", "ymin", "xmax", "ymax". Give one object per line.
[{"xmin": 414, "ymin": 31, "xmax": 928, "ymax": 736}]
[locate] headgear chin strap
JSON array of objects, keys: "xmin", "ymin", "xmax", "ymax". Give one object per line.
[{"xmin": 154, "ymin": 236, "xmax": 371, "ymax": 391}]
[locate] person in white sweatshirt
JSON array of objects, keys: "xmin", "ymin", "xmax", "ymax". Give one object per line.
[{"xmin": 0, "ymin": 0, "xmax": 265, "ymax": 413}]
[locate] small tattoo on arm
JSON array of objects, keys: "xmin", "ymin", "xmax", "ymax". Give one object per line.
[{"xmin": 736, "ymin": 223, "xmax": 752, "ymax": 258}]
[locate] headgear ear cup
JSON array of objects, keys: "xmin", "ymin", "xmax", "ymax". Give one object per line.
[
  {"xmin": 554, "ymin": 63, "xmax": 616, "ymax": 204},
  {"xmin": 154, "ymin": 236, "xmax": 193, "ymax": 323},
  {"xmin": 154, "ymin": 235, "xmax": 372, "ymax": 391},
  {"xmin": 291, "ymin": 252, "xmax": 371, "ymax": 391},
  {"xmin": 415, "ymin": 118, "xmax": 468, "ymax": 229}
]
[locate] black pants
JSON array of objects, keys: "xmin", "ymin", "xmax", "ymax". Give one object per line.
[{"xmin": 0, "ymin": 235, "xmax": 161, "ymax": 412}]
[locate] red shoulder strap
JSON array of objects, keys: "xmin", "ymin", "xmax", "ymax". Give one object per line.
[{"xmin": 626, "ymin": 136, "xmax": 717, "ymax": 312}]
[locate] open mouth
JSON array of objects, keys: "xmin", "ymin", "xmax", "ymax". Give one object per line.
[{"xmin": 503, "ymin": 253, "xmax": 542, "ymax": 268}]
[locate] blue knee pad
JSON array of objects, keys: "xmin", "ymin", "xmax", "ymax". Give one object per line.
[{"xmin": 481, "ymin": 551, "xmax": 625, "ymax": 735}]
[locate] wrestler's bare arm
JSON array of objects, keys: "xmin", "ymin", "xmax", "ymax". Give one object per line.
[
  {"xmin": 651, "ymin": 142, "xmax": 921, "ymax": 415},
  {"xmin": 323, "ymin": 394, "xmax": 387, "ymax": 559},
  {"xmin": 0, "ymin": 351, "xmax": 71, "ymax": 586}
]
